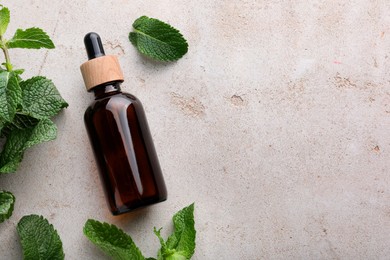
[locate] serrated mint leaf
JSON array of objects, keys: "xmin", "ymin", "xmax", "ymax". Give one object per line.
[
  {"xmin": 22, "ymin": 118, "xmax": 57, "ymax": 149},
  {"xmin": 7, "ymin": 27, "xmax": 55, "ymax": 49},
  {"xmin": 0, "ymin": 70, "xmax": 21, "ymax": 122},
  {"xmin": 165, "ymin": 203, "xmax": 196, "ymax": 259},
  {"xmin": 129, "ymin": 16, "xmax": 188, "ymax": 61},
  {"xmin": 0, "ymin": 118, "xmax": 57, "ymax": 173},
  {"xmin": 84, "ymin": 219, "xmax": 145, "ymax": 260},
  {"xmin": 17, "ymin": 215, "xmax": 64, "ymax": 260},
  {"xmin": 21, "ymin": 76, "xmax": 68, "ymax": 119},
  {"xmin": 1, "ymin": 113, "xmax": 39, "ymax": 137},
  {"xmin": 0, "ymin": 191, "xmax": 15, "ymax": 222},
  {"xmin": 0, "ymin": 6, "xmax": 10, "ymax": 36}
]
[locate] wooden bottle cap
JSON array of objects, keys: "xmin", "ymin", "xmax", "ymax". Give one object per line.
[{"xmin": 80, "ymin": 55, "xmax": 124, "ymax": 91}]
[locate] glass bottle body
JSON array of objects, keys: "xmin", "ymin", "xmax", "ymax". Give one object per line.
[{"xmin": 84, "ymin": 82, "xmax": 167, "ymax": 215}]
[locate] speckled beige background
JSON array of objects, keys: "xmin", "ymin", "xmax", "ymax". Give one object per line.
[{"xmin": 1, "ymin": 0, "xmax": 390, "ymax": 259}]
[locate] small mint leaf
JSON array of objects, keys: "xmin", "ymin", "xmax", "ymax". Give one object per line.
[
  {"xmin": 154, "ymin": 227, "xmax": 171, "ymax": 260},
  {"xmin": 0, "ymin": 6, "xmax": 10, "ymax": 36},
  {"xmin": 84, "ymin": 219, "xmax": 145, "ymax": 260},
  {"xmin": 129, "ymin": 16, "xmax": 188, "ymax": 61},
  {"xmin": 154, "ymin": 227, "xmax": 167, "ymax": 249},
  {"xmin": 13, "ymin": 69, "xmax": 24, "ymax": 75},
  {"xmin": 12, "ymin": 69, "xmax": 24, "ymax": 83},
  {"xmin": 0, "ymin": 191, "xmax": 15, "ymax": 222},
  {"xmin": 21, "ymin": 76, "xmax": 68, "ymax": 119},
  {"xmin": 165, "ymin": 203, "xmax": 196, "ymax": 259},
  {"xmin": 7, "ymin": 27, "xmax": 55, "ymax": 49},
  {"xmin": 0, "ymin": 118, "xmax": 57, "ymax": 173},
  {"xmin": 0, "ymin": 71, "xmax": 21, "ymax": 122},
  {"xmin": 17, "ymin": 215, "xmax": 64, "ymax": 260}
]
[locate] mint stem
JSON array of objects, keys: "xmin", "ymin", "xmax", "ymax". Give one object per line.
[{"xmin": 0, "ymin": 36, "xmax": 12, "ymax": 71}]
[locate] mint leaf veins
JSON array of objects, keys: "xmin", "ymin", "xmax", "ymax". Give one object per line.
[
  {"xmin": 129, "ymin": 16, "xmax": 188, "ymax": 62},
  {"xmin": 21, "ymin": 76, "xmax": 68, "ymax": 119},
  {"xmin": 0, "ymin": 190, "xmax": 15, "ymax": 223},
  {"xmin": 84, "ymin": 219, "xmax": 145, "ymax": 260},
  {"xmin": 17, "ymin": 215, "xmax": 65, "ymax": 260},
  {"xmin": 7, "ymin": 27, "xmax": 55, "ymax": 49}
]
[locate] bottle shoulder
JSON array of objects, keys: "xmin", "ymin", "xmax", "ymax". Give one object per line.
[
  {"xmin": 91, "ymin": 92, "xmax": 140, "ymax": 105},
  {"xmin": 84, "ymin": 92, "xmax": 142, "ymax": 117}
]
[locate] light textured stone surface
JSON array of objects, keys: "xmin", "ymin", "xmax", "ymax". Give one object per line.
[{"xmin": 1, "ymin": 0, "xmax": 390, "ymax": 259}]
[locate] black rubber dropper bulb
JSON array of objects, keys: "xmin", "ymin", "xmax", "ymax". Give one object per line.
[{"xmin": 84, "ymin": 32, "xmax": 105, "ymax": 60}]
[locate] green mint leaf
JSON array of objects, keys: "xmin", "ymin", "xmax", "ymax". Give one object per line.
[
  {"xmin": 13, "ymin": 68, "xmax": 24, "ymax": 75},
  {"xmin": 129, "ymin": 16, "xmax": 188, "ymax": 61},
  {"xmin": 0, "ymin": 6, "xmax": 10, "ymax": 36},
  {"xmin": 7, "ymin": 27, "xmax": 55, "ymax": 49},
  {"xmin": 20, "ymin": 76, "xmax": 68, "ymax": 119},
  {"xmin": 165, "ymin": 203, "xmax": 196, "ymax": 259},
  {"xmin": 0, "ymin": 118, "xmax": 57, "ymax": 173},
  {"xmin": 0, "ymin": 191, "xmax": 15, "ymax": 222},
  {"xmin": 0, "ymin": 70, "xmax": 21, "ymax": 122},
  {"xmin": 21, "ymin": 118, "xmax": 57, "ymax": 148},
  {"xmin": 13, "ymin": 69, "xmax": 25, "ymax": 85},
  {"xmin": 154, "ymin": 227, "xmax": 167, "ymax": 250},
  {"xmin": 84, "ymin": 219, "xmax": 145, "ymax": 260},
  {"xmin": 12, "ymin": 69, "xmax": 24, "ymax": 77},
  {"xmin": 1, "ymin": 113, "xmax": 39, "ymax": 137},
  {"xmin": 154, "ymin": 227, "xmax": 174, "ymax": 260},
  {"xmin": 17, "ymin": 215, "xmax": 64, "ymax": 260}
]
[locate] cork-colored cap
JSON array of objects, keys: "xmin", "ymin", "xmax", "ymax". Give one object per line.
[{"xmin": 80, "ymin": 55, "xmax": 124, "ymax": 91}]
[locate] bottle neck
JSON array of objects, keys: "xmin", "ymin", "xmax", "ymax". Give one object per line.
[{"xmin": 92, "ymin": 81, "xmax": 122, "ymax": 99}]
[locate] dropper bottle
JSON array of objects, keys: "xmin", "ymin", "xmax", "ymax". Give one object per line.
[{"xmin": 80, "ymin": 32, "xmax": 167, "ymax": 215}]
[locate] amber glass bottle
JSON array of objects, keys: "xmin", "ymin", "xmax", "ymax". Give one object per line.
[{"xmin": 80, "ymin": 32, "xmax": 167, "ymax": 215}]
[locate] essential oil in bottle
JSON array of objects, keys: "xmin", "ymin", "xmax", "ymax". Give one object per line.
[{"xmin": 80, "ymin": 32, "xmax": 167, "ymax": 215}]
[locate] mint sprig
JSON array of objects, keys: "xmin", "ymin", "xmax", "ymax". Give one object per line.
[
  {"xmin": 84, "ymin": 204, "xmax": 196, "ymax": 260},
  {"xmin": 129, "ymin": 16, "xmax": 188, "ymax": 62},
  {"xmin": 17, "ymin": 215, "xmax": 65, "ymax": 260},
  {"xmin": 0, "ymin": 5, "xmax": 68, "ymax": 221},
  {"xmin": 0, "ymin": 190, "xmax": 15, "ymax": 222}
]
